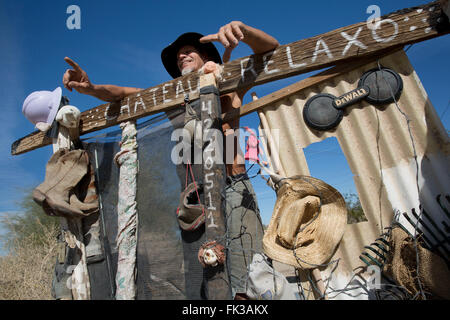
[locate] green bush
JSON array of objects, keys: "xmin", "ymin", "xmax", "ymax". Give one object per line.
[
  {"xmin": 0, "ymin": 188, "xmax": 59, "ymax": 253},
  {"xmin": 344, "ymin": 192, "xmax": 367, "ymax": 224}
]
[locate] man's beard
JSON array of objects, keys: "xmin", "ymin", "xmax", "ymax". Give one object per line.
[{"xmin": 181, "ymin": 67, "xmax": 194, "ymax": 76}]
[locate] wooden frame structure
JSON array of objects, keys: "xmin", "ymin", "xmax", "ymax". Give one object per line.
[{"xmin": 10, "ymin": 0, "xmax": 450, "ymax": 301}]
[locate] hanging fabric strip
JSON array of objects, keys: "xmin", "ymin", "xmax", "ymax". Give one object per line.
[
  {"xmin": 52, "ymin": 124, "xmax": 91, "ymax": 300},
  {"xmin": 63, "ymin": 223, "xmax": 91, "ymax": 300},
  {"xmin": 114, "ymin": 121, "xmax": 139, "ymax": 300}
]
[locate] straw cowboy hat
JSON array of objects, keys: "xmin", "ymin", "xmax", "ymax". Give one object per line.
[{"xmin": 262, "ymin": 175, "xmax": 347, "ymax": 269}]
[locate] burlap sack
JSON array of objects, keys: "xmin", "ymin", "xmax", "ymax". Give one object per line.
[{"xmin": 383, "ymin": 227, "xmax": 450, "ymax": 299}]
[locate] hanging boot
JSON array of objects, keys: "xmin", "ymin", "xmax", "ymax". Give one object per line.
[
  {"xmin": 34, "ymin": 148, "xmax": 83, "ymax": 216},
  {"xmin": 44, "ymin": 150, "xmax": 91, "ymax": 218},
  {"xmin": 69, "ymin": 159, "xmax": 99, "ymax": 215},
  {"xmin": 33, "ymin": 148, "xmax": 68, "ymax": 207}
]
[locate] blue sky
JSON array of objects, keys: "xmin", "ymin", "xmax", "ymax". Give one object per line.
[{"xmin": 1, "ymin": 0, "xmax": 449, "ymax": 242}]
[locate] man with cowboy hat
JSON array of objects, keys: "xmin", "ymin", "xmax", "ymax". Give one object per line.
[{"xmin": 62, "ymin": 21, "xmax": 279, "ymax": 299}]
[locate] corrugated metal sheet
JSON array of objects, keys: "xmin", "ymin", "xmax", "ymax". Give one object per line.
[{"xmin": 258, "ymin": 50, "xmax": 450, "ymax": 299}]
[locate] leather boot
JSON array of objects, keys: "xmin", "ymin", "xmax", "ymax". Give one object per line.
[
  {"xmin": 33, "ymin": 149, "xmax": 72, "ymax": 209},
  {"xmin": 69, "ymin": 159, "xmax": 99, "ymax": 215},
  {"xmin": 44, "ymin": 150, "xmax": 91, "ymax": 218}
]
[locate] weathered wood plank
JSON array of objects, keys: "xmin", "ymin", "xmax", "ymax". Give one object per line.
[
  {"xmin": 200, "ymin": 73, "xmax": 231, "ymax": 300},
  {"xmin": 222, "ymin": 47, "xmax": 404, "ymax": 123},
  {"xmin": 11, "ymin": 130, "xmax": 53, "ymax": 155},
  {"xmin": 11, "ymin": 1, "xmax": 449, "ymax": 155}
]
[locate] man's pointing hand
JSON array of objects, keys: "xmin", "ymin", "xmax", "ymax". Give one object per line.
[
  {"xmin": 62, "ymin": 57, "xmax": 93, "ymax": 94},
  {"xmin": 199, "ymin": 21, "xmax": 246, "ymax": 63}
]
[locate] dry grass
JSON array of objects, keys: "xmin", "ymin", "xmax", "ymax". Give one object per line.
[{"xmin": 0, "ymin": 222, "xmax": 59, "ymax": 300}]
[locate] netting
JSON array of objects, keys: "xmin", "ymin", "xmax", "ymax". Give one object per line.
[
  {"xmin": 80, "ymin": 107, "xmax": 282, "ymax": 300},
  {"xmin": 75, "ymin": 66, "xmax": 448, "ymax": 300},
  {"xmin": 66, "ymin": 55, "xmax": 450, "ymax": 301}
]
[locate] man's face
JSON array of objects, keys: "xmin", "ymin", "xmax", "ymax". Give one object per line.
[{"xmin": 177, "ymin": 45, "xmax": 207, "ymax": 76}]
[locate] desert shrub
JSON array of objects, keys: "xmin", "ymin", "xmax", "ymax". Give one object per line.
[
  {"xmin": 0, "ymin": 221, "xmax": 59, "ymax": 300},
  {"xmin": 0, "ymin": 189, "xmax": 60, "ymax": 300}
]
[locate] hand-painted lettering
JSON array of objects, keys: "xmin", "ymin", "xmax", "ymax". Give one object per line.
[
  {"xmin": 371, "ymin": 19, "xmax": 398, "ymax": 43},
  {"xmin": 104, "ymin": 104, "xmax": 118, "ymax": 121},
  {"xmin": 162, "ymin": 83, "xmax": 173, "ymax": 104},
  {"xmin": 175, "ymin": 81, "xmax": 185, "ymax": 98},
  {"xmin": 240, "ymin": 57, "xmax": 257, "ymax": 82},
  {"xmin": 341, "ymin": 27, "xmax": 367, "ymax": 56},
  {"xmin": 285, "ymin": 46, "xmax": 306, "ymax": 69},
  {"xmin": 120, "ymin": 98, "xmax": 131, "ymax": 115},
  {"xmin": 263, "ymin": 50, "xmax": 280, "ymax": 75},
  {"xmin": 149, "ymin": 87, "xmax": 159, "ymax": 106},
  {"xmin": 134, "ymin": 94, "xmax": 146, "ymax": 113},
  {"xmin": 312, "ymin": 39, "xmax": 333, "ymax": 63}
]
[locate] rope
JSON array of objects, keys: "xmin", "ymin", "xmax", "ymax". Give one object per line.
[{"xmin": 184, "ymin": 161, "xmax": 205, "ymax": 217}]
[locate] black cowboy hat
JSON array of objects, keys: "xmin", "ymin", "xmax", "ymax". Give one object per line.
[{"xmin": 161, "ymin": 32, "xmax": 222, "ymax": 79}]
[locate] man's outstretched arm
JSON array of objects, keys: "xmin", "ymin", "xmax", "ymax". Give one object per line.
[{"xmin": 62, "ymin": 57, "xmax": 142, "ymax": 102}]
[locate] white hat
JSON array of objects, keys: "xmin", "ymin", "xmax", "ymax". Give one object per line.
[{"xmin": 22, "ymin": 87, "xmax": 62, "ymax": 130}]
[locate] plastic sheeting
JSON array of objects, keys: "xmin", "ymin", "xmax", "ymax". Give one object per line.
[
  {"xmin": 82, "ymin": 109, "xmax": 189, "ymax": 299},
  {"xmin": 79, "ymin": 94, "xmax": 310, "ymax": 300},
  {"xmin": 81, "ymin": 107, "xmax": 255, "ymax": 299}
]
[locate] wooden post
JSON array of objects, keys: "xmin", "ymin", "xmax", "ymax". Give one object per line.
[
  {"xmin": 310, "ymin": 268, "xmax": 328, "ymax": 300},
  {"xmin": 199, "ymin": 73, "xmax": 232, "ymax": 300}
]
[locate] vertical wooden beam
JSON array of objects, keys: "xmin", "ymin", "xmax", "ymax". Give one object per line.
[
  {"xmin": 310, "ymin": 268, "xmax": 328, "ymax": 300},
  {"xmin": 199, "ymin": 73, "xmax": 231, "ymax": 300}
]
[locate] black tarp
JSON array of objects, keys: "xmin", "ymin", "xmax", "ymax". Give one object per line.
[{"xmin": 82, "ymin": 109, "xmax": 210, "ymax": 299}]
